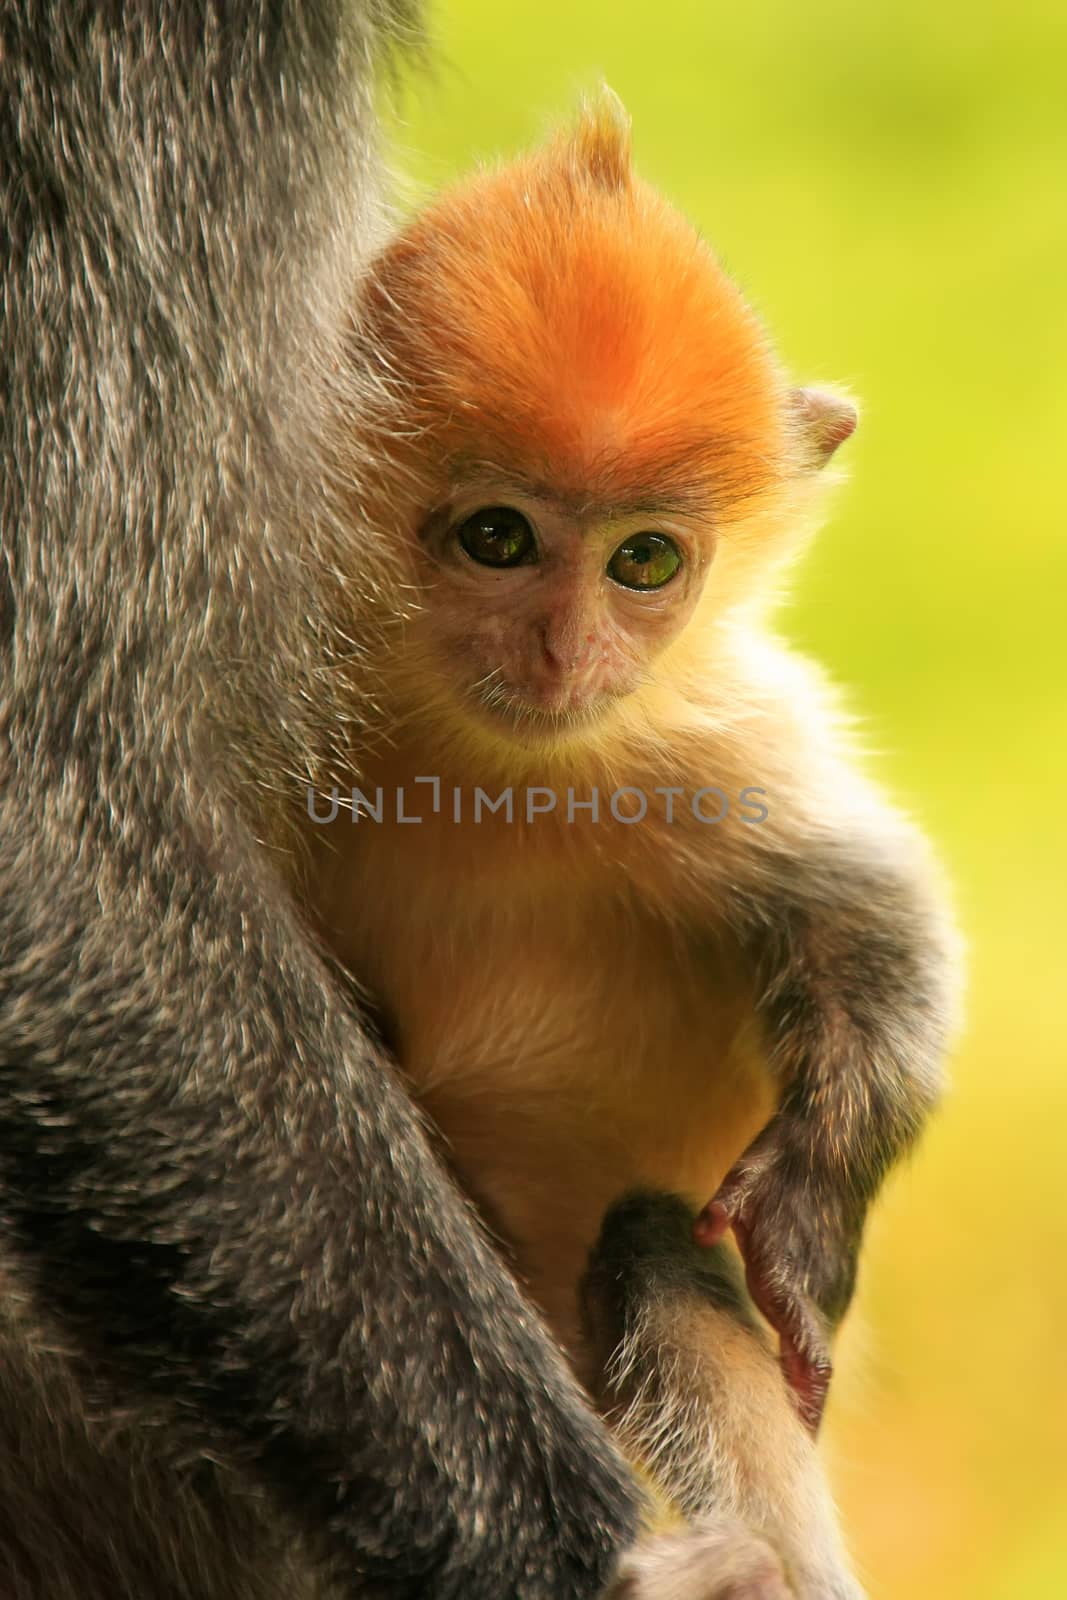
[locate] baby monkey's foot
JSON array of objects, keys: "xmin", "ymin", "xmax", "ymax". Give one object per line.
[
  {"xmin": 605, "ymin": 1523, "xmax": 794, "ymax": 1600},
  {"xmin": 695, "ymin": 1124, "xmax": 862, "ymax": 1435}
]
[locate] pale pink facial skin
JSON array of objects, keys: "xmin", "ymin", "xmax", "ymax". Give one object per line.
[{"xmin": 410, "ymin": 486, "xmax": 716, "ymax": 732}]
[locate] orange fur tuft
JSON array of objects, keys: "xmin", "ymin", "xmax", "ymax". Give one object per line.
[{"xmin": 565, "ymin": 88, "xmax": 634, "ymax": 194}]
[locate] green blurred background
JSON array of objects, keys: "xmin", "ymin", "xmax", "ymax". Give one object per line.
[{"xmin": 387, "ymin": 4, "xmax": 1067, "ymax": 1595}]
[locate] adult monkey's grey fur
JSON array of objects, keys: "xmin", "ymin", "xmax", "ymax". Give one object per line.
[{"xmin": 0, "ymin": 5, "xmax": 653, "ymax": 1595}]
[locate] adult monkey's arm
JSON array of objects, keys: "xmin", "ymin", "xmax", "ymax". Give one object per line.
[{"xmin": 0, "ymin": 4, "xmax": 641, "ymax": 1594}]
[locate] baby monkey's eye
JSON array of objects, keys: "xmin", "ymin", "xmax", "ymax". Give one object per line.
[
  {"xmin": 456, "ymin": 506, "xmax": 536, "ymax": 568},
  {"xmin": 607, "ymin": 533, "xmax": 682, "ymax": 591}
]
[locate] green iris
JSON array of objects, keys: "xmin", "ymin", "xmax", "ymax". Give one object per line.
[
  {"xmin": 607, "ymin": 533, "xmax": 682, "ymax": 591},
  {"xmin": 457, "ymin": 506, "xmax": 536, "ymax": 567}
]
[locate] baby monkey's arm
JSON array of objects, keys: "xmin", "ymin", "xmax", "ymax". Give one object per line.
[{"xmin": 697, "ymin": 827, "xmax": 959, "ymax": 1430}]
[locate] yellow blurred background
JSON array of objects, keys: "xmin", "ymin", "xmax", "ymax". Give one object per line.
[{"xmin": 388, "ymin": 4, "xmax": 1067, "ymax": 1595}]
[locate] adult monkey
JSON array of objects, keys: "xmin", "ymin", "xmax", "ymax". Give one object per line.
[{"xmin": 0, "ymin": 5, "xmax": 798, "ymax": 1599}]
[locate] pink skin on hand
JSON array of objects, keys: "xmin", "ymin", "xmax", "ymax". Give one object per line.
[{"xmin": 693, "ymin": 1199, "xmax": 831, "ymax": 1437}]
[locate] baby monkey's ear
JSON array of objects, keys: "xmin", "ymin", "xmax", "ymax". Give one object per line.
[{"xmin": 791, "ymin": 387, "xmax": 859, "ymax": 469}]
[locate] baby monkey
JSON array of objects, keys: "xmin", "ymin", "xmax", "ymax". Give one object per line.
[{"xmin": 305, "ymin": 95, "xmax": 959, "ymax": 1596}]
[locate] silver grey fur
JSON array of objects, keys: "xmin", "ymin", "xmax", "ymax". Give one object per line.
[{"xmin": 0, "ymin": 5, "xmax": 657, "ymax": 1595}]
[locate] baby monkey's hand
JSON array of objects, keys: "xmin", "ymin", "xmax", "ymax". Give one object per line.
[{"xmin": 695, "ymin": 1117, "xmax": 864, "ymax": 1434}]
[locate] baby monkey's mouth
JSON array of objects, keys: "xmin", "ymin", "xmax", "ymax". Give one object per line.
[{"xmin": 469, "ymin": 676, "xmax": 619, "ymax": 741}]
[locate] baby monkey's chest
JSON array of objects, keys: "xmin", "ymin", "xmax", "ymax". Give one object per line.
[{"xmin": 318, "ymin": 833, "xmax": 774, "ymax": 1297}]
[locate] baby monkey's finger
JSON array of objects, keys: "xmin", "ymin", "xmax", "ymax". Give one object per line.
[{"xmin": 778, "ymin": 1315, "xmax": 833, "ymax": 1436}]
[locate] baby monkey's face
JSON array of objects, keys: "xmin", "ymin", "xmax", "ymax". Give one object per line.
[{"xmin": 411, "ymin": 483, "xmax": 714, "ymax": 739}]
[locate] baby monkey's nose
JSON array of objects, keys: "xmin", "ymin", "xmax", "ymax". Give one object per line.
[{"xmin": 535, "ymin": 616, "xmax": 597, "ymax": 675}]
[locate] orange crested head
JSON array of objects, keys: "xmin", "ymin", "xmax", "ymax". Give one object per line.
[{"xmin": 361, "ymin": 93, "xmax": 796, "ymax": 519}]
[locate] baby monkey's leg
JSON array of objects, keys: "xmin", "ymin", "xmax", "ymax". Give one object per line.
[{"xmin": 582, "ymin": 1193, "xmax": 865, "ymax": 1600}]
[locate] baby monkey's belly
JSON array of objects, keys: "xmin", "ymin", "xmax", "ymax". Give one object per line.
[{"xmin": 368, "ymin": 903, "xmax": 776, "ymax": 1361}]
